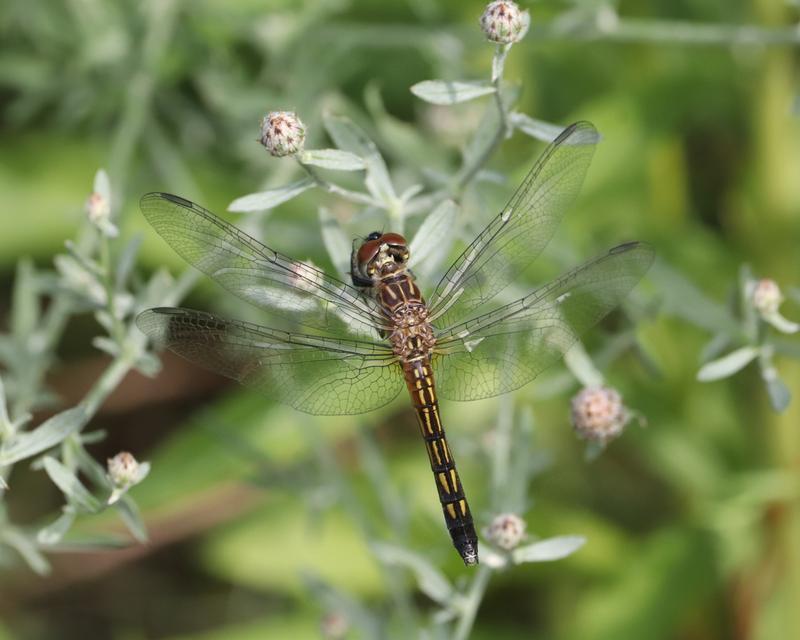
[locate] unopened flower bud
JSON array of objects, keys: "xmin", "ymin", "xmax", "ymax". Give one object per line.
[
  {"xmin": 753, "ymin": 279, "xmax": 783, "ymax": 316},
  {"xmin": 85, "ymin": 192, "xmax": 110, "ymax": 224},
  {"xmin": 107, "ymin": 451, "xmax": 149, "ymax": 504},
  {"xmin": 320, "ymin": 612, "xmax": 349, "ymax": 640},
  {"xmin": 480, "ymin": 1, "xmax": 529, "ymax": 44},
  {"xmin": 571, "ymin": 386, "xmax": 627, "ymax": 444},
  {"xmin": 486, "ymin": 513, "xmax": 526, "ymax": 550},
  {"xmin": 108, "ymin": 452, "xmax": 140, "ymax": 487},
  {"xmin": 259, "ymin": 111, "xmax": 306, "ymax": 157}
]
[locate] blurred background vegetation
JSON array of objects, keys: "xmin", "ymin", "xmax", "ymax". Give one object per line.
[{"xmin": 1, "ymin": 0, "xmax": 800, "ymax": 638}]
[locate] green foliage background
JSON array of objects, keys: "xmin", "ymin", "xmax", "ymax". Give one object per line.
[{"xmin": 1, "ymin": 0, "xmax": 799, "ymax": 638}]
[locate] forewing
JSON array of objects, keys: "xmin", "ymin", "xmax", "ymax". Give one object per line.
[
  {"xmin": 431, "ymin": 242, "xmax": 654, "ymax": 401},
  {"xmin": 140, "ymin": 192, "xmax": 387, "ymax": 339},
  {"xmin": 428, "ymin": 122, "xmax": 599, "ymax": 328},
  {"xmin": 137, "ymin": 308, "xmax": 403, "ymax": 415}
]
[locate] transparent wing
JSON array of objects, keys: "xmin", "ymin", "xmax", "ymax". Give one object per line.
[
  {"xmin": 428, "ymin": 122, "xmax": 599, "ymax": 328},
  {"xmin": 140, "ymin": 193, "xmax": 388, "ymax": 339},
  {"xmin": 137, "ymin": 307, "xmax": 403, "ymax": 415},
  {"xmin": 431, "ymin": 242, "xmax": 654, "ymax": 402}
]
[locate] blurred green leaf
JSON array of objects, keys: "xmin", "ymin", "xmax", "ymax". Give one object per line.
[
  {"xmin": 509, "ymin": 112, "xmax": 568, "ymax": 143},
  {"xmin": 115, "ymin": 495, "xmax": 148, "ymax": 543},
  {"xmin": 37, "ymin": 508, "xmax": 76, "ymax": 546},
  {"xmin": 371, "ymin": 542, "xmax": 455, "ymax": 605},
  {"xmin": 697, "ymin": 346, "xmax": 759, "ymax": 381},
  {"xmin": 408, "ymin": 199, "xmax": 458, "ymax": 280},
  {"xmin": 410, "ymin": 80, "xmax": 496, "ymax": 106},
  {"xmin": 0, "ymin": 527, "xmax": 50, "ymax": 575},
  {"xmin": 43, "ymin": 456, "xmax": 101, "ymax": 513},
  {"xmin": 318, "ymin": 206, "xmax": 352, "ymax": 280}
]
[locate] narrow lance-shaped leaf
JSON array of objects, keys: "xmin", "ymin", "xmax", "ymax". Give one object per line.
[
  {"xmin": 116, "ymin": 496, "xmax": 148, "ymax": 543},
  {"xmin": 509, "ymin": 112, "xmax": 572, "ymax": 143},
  {"xmin": 298, "ymin": 149, "xmax": 366, "ymax": 171},
  {"xmin": 37, "ymin": 509, "xmax": 77, "ymax": 546},
  {"xmin": 319, "ymin": 206, "xmax": 352, "ymax": 280},
  {"xmin": 408, "ymin": 199, "xmax": 459, "ymax": 280},
  {"xmin": 697, "ymin": 346, "xmax": 759, "ymax": 382},
  {"xmin": 758, "ymin": 349, "xmax": 791, "ymax": 413},
  {"xmin": 43, "ymin": 456, "xmax": 102, "ymax": 513},
  {"xmin": 512, "ymin": 535, "xmax": 586, "ymax": 564},
  {"xmin": 228, "ymin": 177, "xmax": 315, "ymax": 213},
  {"xmin": 411, "ymin": 80, "xmax": 496, "ymax": 106},
  {"xmin": 0, "ymin": 406, "xmax": 89, "ymax": 466}
]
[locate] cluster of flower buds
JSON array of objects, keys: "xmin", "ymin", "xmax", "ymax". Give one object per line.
[
  {"xmin": 480, "ymin": 1, "xmax": 530, "ymax": 44},
  {"xmin": 259, "ymin": 110, "xmax": 306, "ymax": 157},
  {"xmin": 570, "ymin": 386, "xmax": 629, "ymax": 444}
]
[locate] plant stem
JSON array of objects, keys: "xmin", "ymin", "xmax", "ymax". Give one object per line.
[{"xmin": 453, "ymin": 564, "xmax": 492, "ymax": 640}]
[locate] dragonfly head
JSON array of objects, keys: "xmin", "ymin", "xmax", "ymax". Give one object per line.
[{"xmin": 352, "ymin": 231, "xmax": 409, "ymax": 283}]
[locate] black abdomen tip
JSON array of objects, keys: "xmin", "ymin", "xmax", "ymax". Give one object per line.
[{"xmin": 459, "ymin": 540, "xmax": 479, "ymax": 566}]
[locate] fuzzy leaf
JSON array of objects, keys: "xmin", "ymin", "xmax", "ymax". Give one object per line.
[
  {"xmin": 408, "ymin": 199, "xmax": 458, "ymax": 279},
  {"xmin": 697, "ymin": 346, "xmax": 759, "ymax": 382},
  {"xmin": 318, "ymin": 207, "xmax": 352, "ymax": 280},
  {"xmin": 228, "ymin": 177, "xmax": 314, "ymax": 213},
  {"xmin": 37, "ymin": 509, "xmax": 77, "ymax": 545},
  {"xmin": 116, "ymin": 496, "xmax": 148, "ymax": 542},
  {"xmin": 43, "ymin": 456, "xmax": 102, "ymax": 512},
  {"xmin": 0, "ymin": 406, "xmax": 89, "ymax": 466},
  {"xmin": 299, "ymin": 149, "xmax": 366, "ymax": 171},
  {"xmin": 371, "ymin": 542, "xmax": 454, "ymax": 605},
  {"xmin": 1, "ymin": 527, "xmax": 50, "ymax": 575},
  {"xmin": 512, "ymin": 535, "xmax": 586, "ymax": 564},
  {"xmin": 410, "ymin": 80, "xmax": 496, "ymax": 105},
  {"xmin": 509, "ymin": 112, "xmax": 572, "ymax": 143}
]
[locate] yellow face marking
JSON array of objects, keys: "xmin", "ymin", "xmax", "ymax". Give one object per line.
[
  {"xmin": 438, "ymin": 472, "xmax": 449, "ymax": 494},
  {"xmin": 430, "ymin": 441, "xmax": 442, "ymax": 465},
  {"xmin": 449, "ymin": 469, "xmax": 457, "ymax": 489},
  {"xmin": 459, "ymin": 499, "xmax": 467, "ymax": 516},
  {"xmin": 441, "ymin": 440, "xmax": 450, "ymax": 462},
  {"xmin": 446, "ymin": 503, "xmax": 457, "ymax": 519}
]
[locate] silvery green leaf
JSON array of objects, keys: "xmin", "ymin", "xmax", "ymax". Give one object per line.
[
  {"xmin": 697, "ymin": 346, "xmax": 759, "ymax": 382},
  {"xmin": 0, "ymin": 376, "xmax": 10, "ymax": 438},
  {"xmin": 228, "ymin": 177, "xmax": 314, "ymax": 213},
  {"xmin": 509, "ymin": 112, "xmax": 571, "ymax": 143},
  {"xmin": 511, "ymin": 535, "xmax": 586, "ymax": 564},
  {"xmin": 323, "ymin": 114, "xmax": 396, "ymax": 205},
  {"xmin": 563, "ymin": 342, "xmax": 604, "ymax": 387},
  {"xmin": 410, "ymin": 80, "xmax": 496, "ymax": 106},
  {"xmin": 758, "ymin": 349, "xmax": 791, "ymax": 413},
  {"xmin": 319, "ymin": 206, "xmax": 352, "ymax": 280},
  {"xmin": 116, "ymin": 496, "xmax": 148, "ymax": 542},
  {"xmin": 43, "ymin": 456, "xmax": 101, "ymax": 513},
  {"xmin": 37, "ymin": 509, "xmax": 77, "ymax": 545},
  {"xmin": 93, "ymin": 168, "xmax": 111, "ymax": 203},
  {"xmin": 408, "ymin": 199, "xmax": 458, "ymax": 280},
  {"xmin": 115, "ymin": 234, "xmax": 143, "ymax": 290},
  {"xmin": 1, "ymin": 527, "xmax": 50, "ymax": 575},
  {"xmin": 11, "ymin": 259, "xmax": 39, "ymax": 338},
  {"xmin": 700, "ymin": 332, "xmax": 732, "ymax": 363},
  {"xmin": 0, "ymin": 406, "xmax": 89, "ymax": 466},
  {"xmin": 762, "ymin": 310, "xmax": 799, "ymax": 334},
  {"xmin": 134, "ymin": 352, "xmax": 162, "ymax": 377},
  {"xmin": 299, "ymin": 149, "xmax": 366, "ymax": 171},
  {"xmin": 371, "ymin": 542, "xmax": 454, "ymax": 605},
  {"xmin": 92, "ymin": 336, "xmax": 119, "ymax": 357}
]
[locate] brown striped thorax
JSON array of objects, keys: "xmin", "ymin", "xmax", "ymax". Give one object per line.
[{"xmin": 352, "ymin": 232, "xmax": 436, "ymax": 362}]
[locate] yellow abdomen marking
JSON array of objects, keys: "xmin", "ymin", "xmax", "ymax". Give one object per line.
[
  {"xmin": 459, "ymin": 499, "xmax": 467, "ymax": 516},
  {"xmin": 446, "ymin": 503, "xmax": 457, "ymax": 519},
  {"xmin": 438, "ymin": 472, "xmax": 450, "ymax": 493}
]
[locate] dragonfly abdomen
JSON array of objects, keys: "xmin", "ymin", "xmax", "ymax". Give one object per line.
[{"xmin": 403, "ymin": 360, "xmax": 479, "ymax": 566}]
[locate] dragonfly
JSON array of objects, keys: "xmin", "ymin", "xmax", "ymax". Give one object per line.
[{"xmin": 136, "ymin": 121, "xmax": 654, "ymax": 566}]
